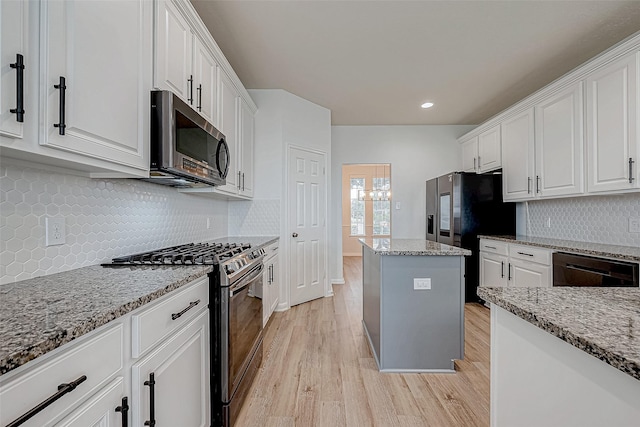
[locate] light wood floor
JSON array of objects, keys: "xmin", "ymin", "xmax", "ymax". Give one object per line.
[{"xmin": 236, "ymin": 256, "xmax": 491, "ymax": 426}]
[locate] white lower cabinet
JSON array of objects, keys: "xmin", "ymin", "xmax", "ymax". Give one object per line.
[
  {"xmin": 132, "ymin": 310, "xmax": 209, "ymax": 427},
  {"xmin": 262, "ymin": 241, "xmax": 280, "ymax": 326},
  {"xmin": 54, "ymin": 378, "xmax": 126, "ymax": 427},
  {"xmin": 480, "ymin": 239, "xmax": 552, "ymax": 288}
]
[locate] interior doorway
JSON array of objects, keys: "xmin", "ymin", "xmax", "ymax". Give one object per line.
[{"xmin": 342, "ymin": 164, "xmax": 391, "ymax": 256}]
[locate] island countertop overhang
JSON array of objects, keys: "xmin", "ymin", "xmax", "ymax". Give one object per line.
[{"xmin": 359, "ymin": 238, "xmax": 472, "ymax": 256}]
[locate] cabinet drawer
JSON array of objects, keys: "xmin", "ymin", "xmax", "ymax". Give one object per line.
[
  {"xmin": 132, "ymin": 277, "xmax": 208, "ymax": 358},
  {"xmin": 509, "ymin": 244, "xmax": 552, "ymax": 265},
  {"xmin": 0, "ymin": 324, "xmax": 123, "ymax": 427},
  {"xmin": 262, "ymin": 241, "xmax": 279, "ymax": 262},
  {"xmin": 480, "ymin": 239, "xmax": 509, "ymax": 256}
]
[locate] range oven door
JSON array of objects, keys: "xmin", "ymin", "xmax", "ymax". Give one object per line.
[{"xmin": 223, "ymin": 263, "xmax": 264, "ymax": 402}]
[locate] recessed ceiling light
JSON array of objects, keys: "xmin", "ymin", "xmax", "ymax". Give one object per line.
[{"xmin": 421, "ymin": 102, "xmax": 434, "ymax": 109}]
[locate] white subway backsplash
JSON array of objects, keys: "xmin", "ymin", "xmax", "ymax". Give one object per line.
[
  {"xmin": 526, "ymin": 193, "xmax": 640, "ymax": 247},
  {"xmin": 0, "ymin": 163, "xmax": 229, "ymax": 285},
  {"xmin": 229, "ymin": 199, "xmax": 280, "ymax": 236}
]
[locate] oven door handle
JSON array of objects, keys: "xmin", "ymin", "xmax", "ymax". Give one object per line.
[{"xmin": 229, "ymin": 264, "xmax": 264, "ymax": 296}]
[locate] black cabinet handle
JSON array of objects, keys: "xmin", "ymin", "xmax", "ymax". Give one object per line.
[
  {"xmin": 197, "ymin": 84, "xmax": 202, "ymax": 111},
  {"xmin": 536, "ymin": 175, "xmax": 541, "ymax": 194},
  {"xmin": 527, "ymin": 177, "xmax": 532, "ymax": 194},
  {"xmin": 171, "ymin": 299, "xmax": 200, "ymax": 320},
  {"xmin": 115, "ymin": 396, "xmax": 129, "ymax": 427},
  {"xmin": 508, "ymin": 263, "xmax": 512, "ymax": 281},
  {"xmin": 6, "ymin": 375, "xmax": 87, "ymax": 427},
  {"xmin": 187, "ymin": 75, "xmax": 193, "ymax": 104},
  {"xmin": 630, "ymin": 158, "xmax": 635, "ymax": 184},
  {"xmin": 473, "ymin": 157, "xmax": 476, "ymax": 171},
  {"xmin": 238, "ymin": 171, "xmax": 241, "ymax": 190},
  {"xmin": 501, "ymin": 261, "xmax": 505, "ymax": 278},
  {"xmin": 144, "ymin": 373, "xmax": 156, "ymax": 426},
  {"xmin": 242, "ymin": 172, "xmax": 245, "ymax": 191},
  {"xmin": 485, "ymin": 245, "xmax": 497, "ymax": 250},
  {"xmin": 9, "ymin": 53, "xmax": 25, "ymax": 122},
  {"xmin": 53, "ymin": 76, "xmax": 66, "ymax": 135}
]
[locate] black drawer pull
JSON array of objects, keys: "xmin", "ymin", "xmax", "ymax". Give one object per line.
[
  {"xmin": 171, "ymin": 299, "xmax": 200, "ymax": 320},
  {"xmin": 9, "ymin": 53, "xmax": 25, "ymax": 122},
  {"xmin": 53, "ymin": 76, "xmax": 66, "ymax": 135},
  {"xmin": 144, "ymin": 373, "xmax": 156, "ymax": 426},
  {"xmin": 485, "ymin": 245, "xmax": 497, "ymax": 250},
  {"xmin": 517, "ymin": 251, "xmax": 534, "ymax": 257},
  {"xmin": 6, "ymin": 375, "xmax": 86, "ymax": 427},
  {"xmin": 115, "ymin": 396, "xmax": 129, "ymax": 427}
]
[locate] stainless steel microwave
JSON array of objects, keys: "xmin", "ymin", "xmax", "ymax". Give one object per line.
[{"xmin": 147, "ymin": 90, "xmax": 229, "ymax": 188}]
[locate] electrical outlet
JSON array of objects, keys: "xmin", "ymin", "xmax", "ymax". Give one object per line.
[
  {"xmin": 546, "ymin": 217, "xmax": 551, "ymax": 228},
  {"xmin": 45, "ymin": 216, "xmax": 66, "ymax": 246},
  {"xmin": 395, "ymin": 202, "xmax": 401, "ymax": 210},
  {"xmin": 206, "ymin": 217, "xmax": 211, "ymax": 229},
  {"xmin": 413, "ymin": 278, "xmax": 431, "ymax": 290},
  {"xmin": 629, "ymin": 217, "xmax": 640, "ymax": 233}
]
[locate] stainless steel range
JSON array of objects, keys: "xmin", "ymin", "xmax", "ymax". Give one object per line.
[{"xmin": 108, "ymin": 241, "xmax": 265, "ymax": 427}]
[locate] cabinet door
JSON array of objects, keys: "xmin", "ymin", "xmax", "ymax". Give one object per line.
[
  {"xmin": 501, "ymin": 108, "xmax": 535, "ymax": 201},
  {"xmin": 269, "ymin": 256, "xmax": 280, "ymax": 315},
  {"xmin": 0, "ymin": 0, "xmax": 27, "ymax": 139},
  {"xmin": 262, "ymin": 263, "xmax": 271, "ymax": 327},
  {"xmin": 41, "ymin": 0, "xmax": 150, "ymax": 172},
  {"xmin": 535, "ymin": 82, "xmax": 585, "ymax": 197},
  {"xmin": 217, "ymin": 72, "xmax": 239, "ymax": 193},
  {"xmin": 461, "ymin": 137, "xmax": 478, "ymax": 172},
  {"xmin": 586, "ymin": 52, "xmax": 639, "ymax": 192},
  {"xmin": 193, "ymin": 37, "xmax": 218, "ymax": 127},
  {"xmin": 239, "ymin": 100, "xmax": 254, "ymax": 197},
  {"xmin": 478, "ymin": 125, "xmax": 501, "ymax": 172},
  {"xmin": 132, "ymin": 310, "xmax": 209, "ymax": 427},
  {"xmin": 54, "ymin": 378, "xmax": 125, "ymax": 427},
  {"xmin": 480, "ymin": 252, "xmax": 508, "ymax": 287},
  {"xmin": 509, "ymin": 259, "xmax": 551, "ymax": 288},
  {"xmin": 154, "ymin": 0, "xmax": 193, "ymax": 103}
]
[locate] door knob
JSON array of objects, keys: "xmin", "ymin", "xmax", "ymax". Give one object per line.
[{"xmin": 292, "ymin": 233, "xmax": 298, "ymax": 238}]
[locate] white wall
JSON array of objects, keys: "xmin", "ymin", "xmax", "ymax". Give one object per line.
[
  {"xmin": 330, "ymin": 125, "xmax": 475, "ymax": 282},
  {"xmin": 248, "ymin": 89, "xmax": 332, "ymax": 308}
]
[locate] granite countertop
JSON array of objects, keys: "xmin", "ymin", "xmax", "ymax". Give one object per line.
[
  {"xmin": 478, "ymin": 235, "xmax": 640, "ymax": 263},
  {"xmin": 0, "ymin": 235, "xmax": 278, "ymax": 375},
  {"xmin": 360, "ymin": 238, "xmax": 472, "ymax": 256},
  {"xmin": 478, "ymin": 286, "xmax": 640, "ymax": 381}
]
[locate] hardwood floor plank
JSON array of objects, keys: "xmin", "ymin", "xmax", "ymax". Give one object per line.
[{"xmin": 237, "ymin": 256, "xmax": 490, "ymax": 426}]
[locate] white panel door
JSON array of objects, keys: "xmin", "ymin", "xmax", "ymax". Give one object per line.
[
  {"xmin": 193, "ymin": 37, "xmax": 217, "ymax": 126},
  {"xmin": 501, "ymin": 108, "xmax": 535, "ymax": 201},
  {"xmin": 55, "ymin": 379, "xmax": 125, "ymax": 427},
  {"xmin": 535, "ymin": 82, "xmax": 584, "ymax": 197},
  {"xmin": 0, "ymin": 0, "xmax": 27, "ymax": 139},
  {"xmin": 586, "ymin": 52, "xmax": 639, "ymax": 192},
  {"xmin": 154, "ymin": 0, "xmax": 192, "ymax": 103},
  {"xmin": 41, "ymin": 0, "xmax": 150, "ymax": 171},
  {"xmin": 217, "ymin": 72, "xmax": 239, "ymax": 193},
  {"xmin": 289, "ymin": 147, "xmax": 327, "ymax": 306},
  {"xmin": 480, "ymin": 252, "xmax": 508, "ymax": 287},
  {"xmin": 478, "ymin": 125, "xmax": 501, "ymax": 172},
  {"xmin": 461, "ymin": 137, "xmax": 478, "ymax": 172}
]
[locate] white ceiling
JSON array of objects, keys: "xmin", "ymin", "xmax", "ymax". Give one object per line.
[{"xmin": 190, "ymin": 0, "xmax": 640, "ymax": 126}]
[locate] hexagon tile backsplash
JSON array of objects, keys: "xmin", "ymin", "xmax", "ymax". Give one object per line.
[
  {"xmin": 0, "ymin": 163, "xmax": 229, "ymax": 285},
  {"xmin": 527, "ymin": 193, "xmax": 640, "ymax": 247}
]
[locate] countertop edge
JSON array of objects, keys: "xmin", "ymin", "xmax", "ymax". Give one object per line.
[
  {"xmin": 359, "ymin": 238, "xmax": 472, "ymax": 256},
  {"xmin": 0, "ymin": 267, "xmax": 212, "ymax": 375},
  {"xmin": 477, "ymin": 287, "xmax": 640, "ymax": 381}
]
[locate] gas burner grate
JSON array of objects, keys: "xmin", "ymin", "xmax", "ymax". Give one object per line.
[{"xmin": 109, "ymin": 242, "xmax": 251, "ymax": 266}]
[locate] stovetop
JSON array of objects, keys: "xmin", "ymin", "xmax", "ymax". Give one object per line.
[{"xmin": 108, "ymin": 242, "xmax": 252, "ymax": 266}]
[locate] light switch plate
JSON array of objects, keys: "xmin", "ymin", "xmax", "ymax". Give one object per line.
[
  {"xmin": 629, "ymin": 217, "xmax": 640, "ymax": 233},
  {"xmin": 45, "ymin": 216, "xmax": 66, "ymax": 246},
  {"xmin": 414, "ymin": 278, "xmax": 431, "ymax": 290}
]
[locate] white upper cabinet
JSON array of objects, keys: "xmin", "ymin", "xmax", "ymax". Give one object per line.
[
  {"xmin": 239, "ymin": 99, "xmax": 255, "ymax": 197},
  {"xmin": 193, "ymin": 37, "xmax": 218, "ymax": 127},
  {"xmin": 478, "ymin": 125, "xmax": 501, "ymax": 172},
  {"xmin": 40, "ymin": 0, "xmax": 151, "ymax": 174},
  {"xmin": 586, "ymin": 51, "xmax": 639, "ymax": 193},
  {"xmin": 534, "ymin": 82, "xmax": 585, "ymax": 198},
  {"xmin": 501, "ymin": 108, "xmax": 535, "ymax": 201},
  {"xmin": 0, "ymin": 0, "xmax": 27, "ymax": 139},
  {"xmin": 217, "ymin": 72, "xmax": 240, "ymax": 194},
  {"xmin": 461, "ymin": 136, "xmax": 478, "ymax": 172},
  {"xmin": 154, "ymin": 0, "xmax": 193, "ymax": 102}
]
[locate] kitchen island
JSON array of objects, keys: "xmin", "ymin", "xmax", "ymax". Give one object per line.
[
  {"xmin": 360, "ymin": 238, "xmax": 471, "ymax": 372},
  {"xmin": 479, "ymin": 286, "xmax": 640, "ymax": 427}
]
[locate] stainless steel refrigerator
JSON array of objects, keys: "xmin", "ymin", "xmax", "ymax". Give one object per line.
[{"xmin": 426, "ymin": 172, "xmax": 516, "ymax": 302}]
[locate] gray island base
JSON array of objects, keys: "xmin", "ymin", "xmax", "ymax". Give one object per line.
[{"xmin": 360, "ymin": 238, "xmax": 471, "ymax": 372}]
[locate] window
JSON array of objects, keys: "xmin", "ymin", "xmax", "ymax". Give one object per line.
[
  {"xmin": 350, "ymin": 178, "xmax": 365, "ymax": 235},
  {"xmin": 372, "ymin": 177, "xmax": 390, "ymax": 236}
]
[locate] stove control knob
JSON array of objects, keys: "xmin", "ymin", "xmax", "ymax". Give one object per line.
[{"xmin": 226, "ymin": 263, "xmax": 236, "ymax": 274}]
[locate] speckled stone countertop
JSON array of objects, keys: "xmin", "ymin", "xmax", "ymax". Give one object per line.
[
  {"xmin": 0, "ymin": 236, "xmax": 278, "ymax": 375},
  {"xmin": 0, "ymin": 265, "xmax": 212, "ymax": 375},
  {"xmin": 360, "ymin": 238, "xmax": 472, "ymax": 256},
  {"xmin": 478, "ymin": 286, "xmax": 640, "ymax": 381},
  {"xmin": 478, "ymin": 235, "xmax": 640, "ymax": 262}
]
